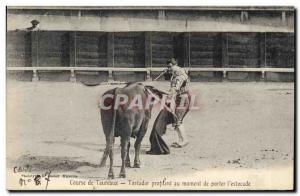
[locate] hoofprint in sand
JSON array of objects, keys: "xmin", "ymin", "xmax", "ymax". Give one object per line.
[{"xmin": 6, "ymin": 80, "xmax": 294, "ymax": 190}]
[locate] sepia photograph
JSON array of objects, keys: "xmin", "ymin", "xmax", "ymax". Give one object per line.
[{"xmin": 6, "ymin": 5, "xmax": 295, "ymax": 191}]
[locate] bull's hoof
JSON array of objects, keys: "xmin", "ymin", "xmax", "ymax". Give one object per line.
[
  {"xmin": 119, "ymin": 172, "xmax": 126, "ymax": 178},
  {"xmin": 134, "ymin": 162, "xmax": 141, "ymax": 168},
  {"xmin": 108, "ymin": 173, "xmax": 115, "ymax": 179}
]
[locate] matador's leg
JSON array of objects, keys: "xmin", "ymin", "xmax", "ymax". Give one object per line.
[{"xmin": 171, "ymin": 123, "xmax": 188, "ymax": 148}]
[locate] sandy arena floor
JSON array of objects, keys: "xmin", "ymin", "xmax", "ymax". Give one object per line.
[{"xmin": 6, "ymin": 80, "xmax": 294, "ymax": 189}]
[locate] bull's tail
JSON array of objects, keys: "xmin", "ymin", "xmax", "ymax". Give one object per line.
[{"xmin": 100, "ymin": 88, "xmax": 118, "ymax": 167}]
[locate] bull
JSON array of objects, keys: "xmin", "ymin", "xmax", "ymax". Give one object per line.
[{"xmin": 99, "ymin": 82, "xmax": 165, "ymax": 179}]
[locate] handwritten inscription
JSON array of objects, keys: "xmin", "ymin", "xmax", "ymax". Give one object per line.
[
  {"xmin": 17, "ymin": 168, "xmax": 52, "ymax": 190},
  {"xmin": 14, "ymin": 165, "xmax": 32, "ymax": 173}
]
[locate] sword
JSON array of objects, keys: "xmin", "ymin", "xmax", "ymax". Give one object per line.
[{"xmin": 153, "ymin": 69, "xmax": 168, "ymax": 81}]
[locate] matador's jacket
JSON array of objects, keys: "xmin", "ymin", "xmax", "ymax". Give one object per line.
[{"xmin": 167, "ymin": 64, "xmax": 190, "ymax": 126}]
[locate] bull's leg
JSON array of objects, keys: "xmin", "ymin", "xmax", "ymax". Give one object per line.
[
  {"xmin": 100, "ymin": 147, "xmax": 109, "ymax": 167},
  {"xmin": 133, "ymin": 135, "xmax": 144, "ymax": 168},
  {"xmin": 125, "ymin": 142, "xmax": 131, "ymax": 167},
  {"xmin": 119, "ymin": 136, "xmax": 130, "ymax": 178},
  {"xmin": 108, "ymin": 138, "xmax": 115, "ymax": 179},
  {"xmin": 100, "ymin": 139, "xmax": 110, "ymax": 167},
  {"xmin": 134, "ymin": 119, "xmax": 148, "ymax": 168}
]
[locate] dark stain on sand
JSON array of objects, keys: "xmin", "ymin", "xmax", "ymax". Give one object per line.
[{"xmin": 15, "ymin": 154, "xmax": 99, "ymax": 172}]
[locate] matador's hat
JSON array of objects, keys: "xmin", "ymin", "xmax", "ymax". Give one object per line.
[{"xmin": 167, "ymin": 58, "xmax": 177, "ymax": 66}]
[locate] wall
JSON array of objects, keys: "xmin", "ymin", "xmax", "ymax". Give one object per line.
[
  {"xmin": 7, "ymin": 8, "xmax": 294, "ymax": 32},
  {"xmin": 113, "ymin": 32, "xmax": 145, "ymax": 81},
  {"xmin": 7, "ymin": 31, "xmax": 30, "ymax": 67},
  {"xmin": 6, "ymin": 31, "xmax": 295, "ymax": 82},
  {"xmin": 189, "ymin": 33, "xmax": 222, "ymax": 81},
  {"xmin": 6, "ymin": 7, "xmax": 295, "ymax": 82}
]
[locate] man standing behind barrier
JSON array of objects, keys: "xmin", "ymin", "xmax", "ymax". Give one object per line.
[{"xmin": 16, "ymin": 20, "xmax": 40, "ymax": 31}]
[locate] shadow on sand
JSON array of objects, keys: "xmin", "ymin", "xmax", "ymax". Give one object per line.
[{"xmin": 15, "ymin": 154, "xmax": 100, "ymax": 173}]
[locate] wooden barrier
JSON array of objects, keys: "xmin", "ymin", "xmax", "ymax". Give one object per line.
[{"xmin": 6, "ymin": 66, "xmax": 294, "ymax": 82}]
